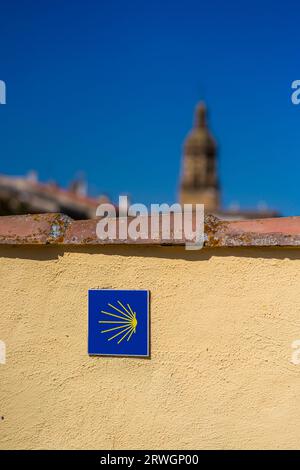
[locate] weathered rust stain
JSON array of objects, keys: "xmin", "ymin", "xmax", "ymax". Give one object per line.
[
  {"xmin": 47, "ymin": 214, "xmax": 73, "ymax": 244},
  {"xmin": 204, "ymin": 214, "xmax": 229, "ymax": 247}
]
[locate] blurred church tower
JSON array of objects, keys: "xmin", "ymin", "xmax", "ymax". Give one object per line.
[{"xmin": 179, "ymin": 102, "xmax": 220, "ymax": 212}]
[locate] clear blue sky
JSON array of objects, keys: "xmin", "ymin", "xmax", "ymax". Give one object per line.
[{"xmin": 0, "ymin": 0, "xmax": 299, "ymax": 214}]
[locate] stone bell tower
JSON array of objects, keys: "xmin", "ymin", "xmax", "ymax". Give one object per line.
[{"xmin": 179, "ymin": 102, "xmax": 220, "ymax": 212}]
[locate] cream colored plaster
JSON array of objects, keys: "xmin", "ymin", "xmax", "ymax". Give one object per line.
[{"xmin": 0, "ymin": 246, "xmax": 300, "ymax": 449}]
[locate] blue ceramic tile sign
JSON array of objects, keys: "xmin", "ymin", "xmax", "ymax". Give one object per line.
[{"xmin": 88, "ymin": 289, "xmax": 150, "ymax": 357}]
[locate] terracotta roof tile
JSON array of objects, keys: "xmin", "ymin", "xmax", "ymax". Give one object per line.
[{"xmin": 0, "ymin": 213, "xmax": 299, "ymax": 247}]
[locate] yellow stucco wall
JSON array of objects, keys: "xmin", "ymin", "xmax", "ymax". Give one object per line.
[{"xmin": 1, "ymin": 245, "xmax": 300, "ymax": 449}]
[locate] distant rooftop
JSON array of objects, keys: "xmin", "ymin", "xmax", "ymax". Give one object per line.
[{"xmin": 0, "ymin": 173, "xmax": 110, "ymax": 220}]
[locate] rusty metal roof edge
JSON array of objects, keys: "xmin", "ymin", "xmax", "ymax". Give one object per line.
[{"xmin": 0, "ymin": 213, "xmax": 300, "ymax": 247}]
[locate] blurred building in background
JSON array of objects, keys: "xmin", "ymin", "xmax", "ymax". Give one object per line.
[
  {"xmin": 0, "ymin": 173, "xmax": 110, "ymax": 219},
  {"xmin": 180, "ymin": 102, "xmax": 220, "ymax": 211},
  {"xmin": 179, "ymin": 102, "xmax": 279, "ymax": 219},
  {"xmin": 0, "ymin": 101, "xmax": 279, "ymax": 220}
]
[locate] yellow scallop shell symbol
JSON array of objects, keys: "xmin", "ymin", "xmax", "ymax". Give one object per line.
[{"xmin": 99, "ymin": 300, "xmax": 137, "ymax": 344}]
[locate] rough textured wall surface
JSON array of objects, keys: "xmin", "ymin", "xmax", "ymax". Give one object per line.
[{"xmin": 0, "ymin": 246, "xmax": 300, "ymax": 450}]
